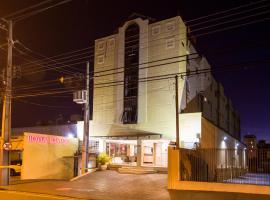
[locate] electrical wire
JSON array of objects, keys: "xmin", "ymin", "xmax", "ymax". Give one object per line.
[
  {"xmin": 11, "ymin": 58, "xmax": 268, "ymax": 99},
  {"xmin": 188, "ymin": 3, "xmax": 270, "ymax": 27},
  {"xmin": 3, "ymin": 0, "xmax": 56, "ymax": 19},
  {"xmin": 184, "ymin": 0, "xmax": 269, "ymax": 23},
  {"xmin": 13, "ymin": 47, "xmax": 76, "ymax": 76},
  {"xmin": 13, "ymin": 0, "xmax": 73, "ymax": 22},
  {"xmin": 193, "ymin": 17, "xmax": 270, "ymax": 38},
  {"xmin": 15, "ymin": 41, "xmax": 89, "ymax": 73},
  {"xmin": 15, "ymin": 99, "xmax": 73, "ymax": 109},
  {"xmin": 191, "ymin": 10, "xmax": 270, "ymax": 33}
]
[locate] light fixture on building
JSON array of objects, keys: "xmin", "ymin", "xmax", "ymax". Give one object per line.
[
  {"xmin": 204, "ymin": 97, "xmax": 207, "ymax": 102},
  {"xmin": 223, "ymin": 136, "xmax": 227, "ymax": 141},
  {"xmin": 73, "ymin": 90, "xmax": 87, "ymax": 104},
  {"xmin": 67, "ymin": 133, "xmax": 74, "ymax": 138}
]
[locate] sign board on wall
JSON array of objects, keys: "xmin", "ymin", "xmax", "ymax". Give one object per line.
[{"xmin": 21, "ymin": 132, "xmax": 78, "ymax": 180}]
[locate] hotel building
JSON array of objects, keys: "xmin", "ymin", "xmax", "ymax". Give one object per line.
[{"xmin": 76, "ymin": 14, "xmax": 242, "ymax": 169}]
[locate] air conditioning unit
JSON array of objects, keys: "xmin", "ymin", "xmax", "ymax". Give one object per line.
[{"xmin": 73, "ymin": 90, "xmax": 87, "ymax": 104}]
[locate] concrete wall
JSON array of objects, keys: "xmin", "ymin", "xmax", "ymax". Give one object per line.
[
  {"xmin": 179, "ymin": 113, "xmax": 243, "ymax": 150},
  {"xmin": 179, "ymin": 113, "xmax": 201, "ymax": 149},
  {"xmin": 21, "ymin": 132, "xmax": 78, "ymax": 180}
]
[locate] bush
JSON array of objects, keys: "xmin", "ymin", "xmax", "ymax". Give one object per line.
[{"xmin": 97, "ymin": 153, "xmax": 110, "ymax": 165}]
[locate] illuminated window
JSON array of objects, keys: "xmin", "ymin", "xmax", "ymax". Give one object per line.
[
  {"xmin": 151, "ymin": 25, "xmax": 161, "ymax": 36},
  {"xmin": 165, "ymin": 38, "xmax": 175, "ymax": 49}
]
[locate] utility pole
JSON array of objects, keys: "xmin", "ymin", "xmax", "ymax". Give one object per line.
[
  {"xmin": 81, "ymin": 61, "xmax": 90, "ymax": 174},
  {"xmin": 175, "ymin": 75, "xmax": 180, "ymax": 149},
  {"xmin": 0, "ymin": 20, "xmax": 13, "ymax": 186}
]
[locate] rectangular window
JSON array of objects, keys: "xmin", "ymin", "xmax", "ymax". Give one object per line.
[
  {"xmin": 165, "ymin": 38, "xmax": 175, "ymax": 49},
  {"xmin": 166, "ymin": 21, "xmax": 175, "ymax": 32},
  {"xmin": 151, "ymin": 25, "xmax": 161, "ymax": 36},
  {"xmin": 97, "ymin": 41, "xmax": 105, "ymax": 51},
  {"xmin": 107, "ymin": 38, "xmax": 115, "ymax": 49},
  {"xmin": 97, "ymin": 55, "xmax": 105, "ymax": 64}
]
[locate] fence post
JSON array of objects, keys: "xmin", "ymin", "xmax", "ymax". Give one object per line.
[{"xmin": 168, "ymin": 146, "xmax": 180, "ymax": 189}]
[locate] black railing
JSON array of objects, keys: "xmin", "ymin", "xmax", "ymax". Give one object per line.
[{"xmin": 179, "ymin": 148, "xmax": 270, "ymax": 185}]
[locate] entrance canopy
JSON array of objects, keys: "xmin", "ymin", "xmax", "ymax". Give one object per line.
[{"xmin": 91, "ymin": 124, "xmax": 162, "ymax": 140}]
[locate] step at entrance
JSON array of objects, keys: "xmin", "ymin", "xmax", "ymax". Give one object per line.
[{"xmin": 118, "ymin": 166, "xmax": 157, "ymax": 174}]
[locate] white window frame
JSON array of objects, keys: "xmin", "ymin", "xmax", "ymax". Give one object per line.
[
  {"xmin": 165, "ymin": 38, "xmax": 175, "ymax": 49},
  {"xmin": 151, "ymin": 25, "xmax": 161, "ymax": 36},
  {"xmin": 97, "ymin": 55, "xmax": 105, "ymax": 64}
]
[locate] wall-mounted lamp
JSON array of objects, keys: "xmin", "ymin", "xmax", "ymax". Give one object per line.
[
  {"xmin": 67, "ymin": 133, "xmax": 74, "ymax": 138},
  {"xmin": 223, "ymin": 136, "xmax": 227, "ymax": 141}
]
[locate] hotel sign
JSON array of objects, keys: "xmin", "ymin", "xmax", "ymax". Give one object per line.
[{"xmin": 26, "ymin": 134, "xmax": 68, "ymax": 145}]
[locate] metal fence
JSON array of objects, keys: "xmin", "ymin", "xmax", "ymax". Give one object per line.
[{"xmin": 179, "ymin": 148, "xmax": 270, "ymax": 185}]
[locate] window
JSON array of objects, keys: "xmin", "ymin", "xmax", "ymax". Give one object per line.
[
  {"xmin": 123, "ymin": 23, "xmax": 140, "ymax": 124},
  {"xmin": 107, "ymin": 38, "xmax": 115, "ymax": 49},
  {"xmin": 165, "ymin": 38, "xmax": 175, "ymax": 49},
  {"xmin": 97, "ymin": 41, "xmax": 105, "ymax": 51},
  {"xmin": 97, "ymin": 55, "xmax": 104, "ymax": 64},
  {"xmin": 151, "ymin": 25, "xmax": 161, "ymax": 36},
  {"xmin": 166, "ymin": 21, "xmax": 175, "ymax": 32},
  {"xmin": 89, "ymin": 140, "xmax": 99, "ymax": 153}
]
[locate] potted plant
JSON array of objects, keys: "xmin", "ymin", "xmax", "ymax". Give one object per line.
[{"xmin": 96, "ymin": 153, "xmax": 110, "ymax": 171}]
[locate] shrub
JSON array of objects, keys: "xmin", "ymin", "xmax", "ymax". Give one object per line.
[{"xmin": 97, "ymin": 153, "xmax": 110, "ymax": 165}]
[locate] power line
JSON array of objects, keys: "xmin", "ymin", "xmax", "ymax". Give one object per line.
[
  {"xmin": 11, "ymin": 58, "xmax": 269, "ymax": 99},
  {"xmin": 15, "ymin": 99, "xmax": 73, "ymax": 109},
  {"xmin": 188, "ymin": 3, "xmax": 270, "ymax": 27},
  {"xmin": 17, "ymin": 13, "xmax": 270, "ymax": 76},
  {"xmin": 193, "ymin": 17, "xmax": 270, "ymax": 38},
  {"xmin": 13, "ymin": 46, "xmax": 76, "ymax": 76},
  {"xmin": 19, "ymin": 46, "xmax": 93, "ymax": 67},
  {"xmin": 184, "ymin": 0, "xmax": 269, "ymax": 23},
  {"xmin": 191, "ymin": 10, "xmax": 270, "ymax": 33},
  {"xmin": 13, "ymin": 37, "xmax": 270, "ymax": 92},
  {"xmin": 15, "ymin": 43, "xmax": 90, "ymax": 74},
  {"xmin": 3, "ymin": 0, "xmax": 56, "ymax": 19},
  {"xmin": 12, "ymin": 1, "xmax": 269, "ymax": 75},
  {"xmin": 12, "ymin": 0, "xmax": 73, "ymax": 22},
  {"xmin": 13, "ymin": 53, "xmax": 199, "ymax": 92}
]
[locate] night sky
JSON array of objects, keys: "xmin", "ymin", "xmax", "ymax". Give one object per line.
[{"xmin": 0, "ymin": 0, "xmax": 269, "ymax": 142}]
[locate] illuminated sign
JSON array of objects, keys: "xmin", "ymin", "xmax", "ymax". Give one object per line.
[
  {"xmin": 27, "ymin": 134, "xmax": 68, "ymax": 144},
  {"xmin": 3, "ymin": 142, "xmax": 12, "ymax": 151}
]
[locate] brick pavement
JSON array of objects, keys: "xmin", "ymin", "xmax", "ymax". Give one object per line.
[{"xmin": 3, "ymin": 170, "xmax": 170, "ymax": 200}]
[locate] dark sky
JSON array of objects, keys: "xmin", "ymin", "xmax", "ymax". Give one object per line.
[{"xmin": 0, "ymin": 0, "xmax": 269, "ymax": 142}]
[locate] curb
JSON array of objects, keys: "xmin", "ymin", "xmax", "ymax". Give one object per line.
[{"xmin": 69, "ymin": 168, "xmax": 97, "ymax": 182}]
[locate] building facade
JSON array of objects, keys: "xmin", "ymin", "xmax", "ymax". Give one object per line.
[{"xmin": 84, "ymin": 14, "xmax": 243, "ymax": 168}]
